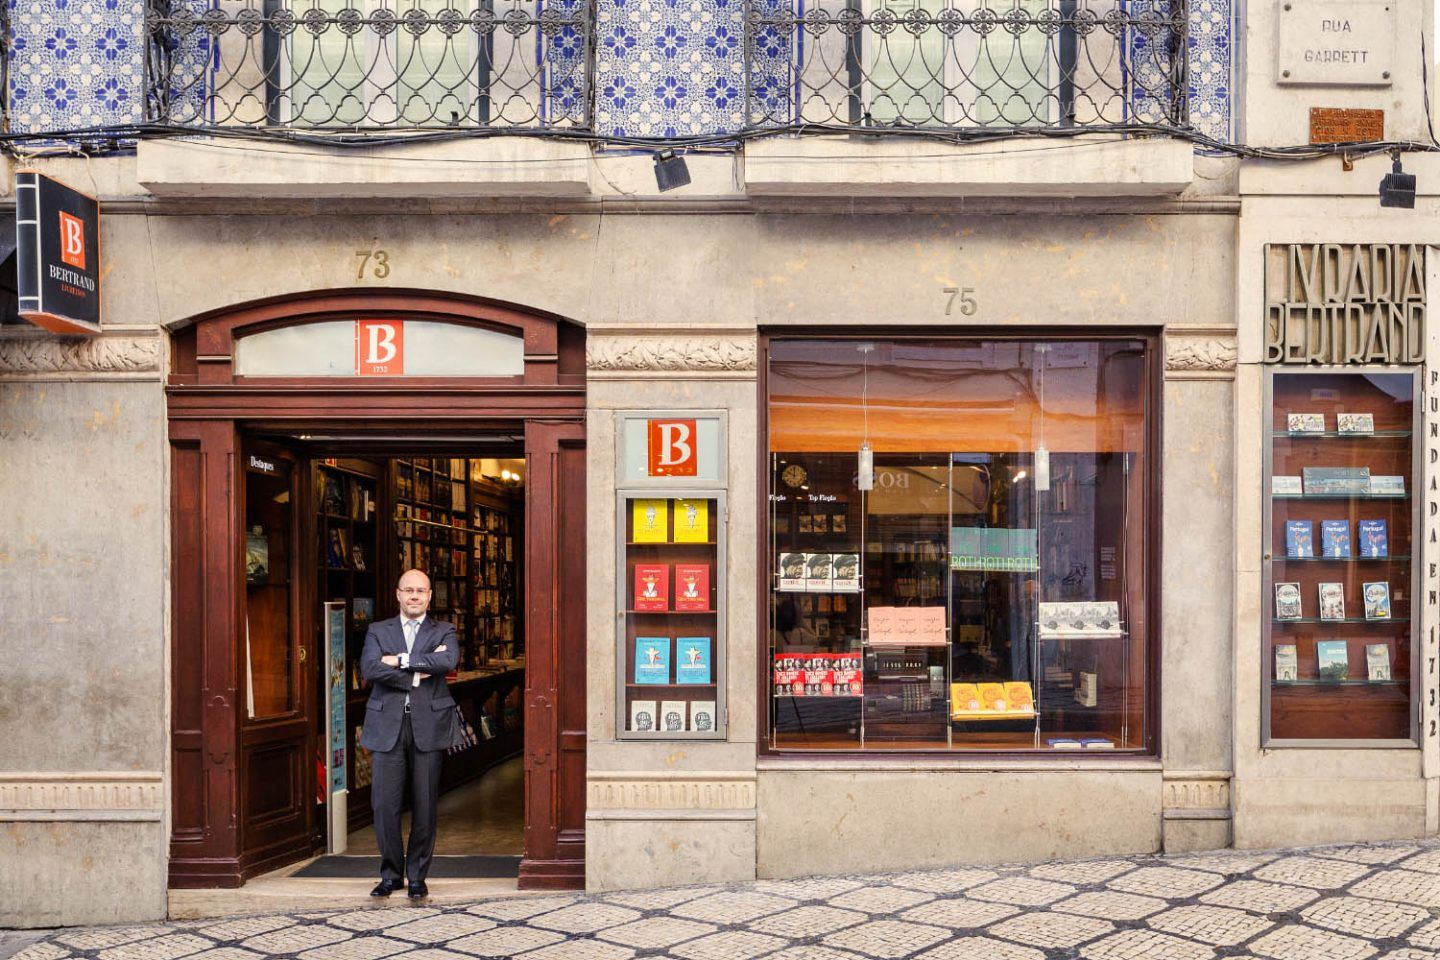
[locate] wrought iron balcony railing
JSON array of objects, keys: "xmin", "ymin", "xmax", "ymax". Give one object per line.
[
  {"xmin": 145, "ymin": 0, "xmax": 590, "ymax": 128},
  {"xmin": 138, "ymin": 0, "xmax": 1185, "ymax": 134},
  {"xmin": 742, "ymin": 0, "xmax": 1187, "ymax": 130}
]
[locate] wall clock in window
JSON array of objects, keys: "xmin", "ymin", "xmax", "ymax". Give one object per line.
[{"xmin": 781, "ymin": 464, "xmax": 807, "ymax": 488}]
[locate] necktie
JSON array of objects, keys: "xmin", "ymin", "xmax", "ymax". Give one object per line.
[{"xmin": 404, "ymin": 620, "xmax": 420, "ymax": 700}]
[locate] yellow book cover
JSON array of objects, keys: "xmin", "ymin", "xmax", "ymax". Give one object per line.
[
  {"xmin": 672, "ymin": 499, "xmax": 710, "ymax": 543},
  {"xmin": 1004, "ymin": 682, "xmax": 1035, "ymax": 713},
  {"xmin": 950, "ymin": 683, "xmax": 981, "ymax": 714},
  {"xmin": 632, "ymin": 499, "xmax": 669, "ymax": 543},
  {"xmin": 977, "ymin": 683, "xmax": 1008, "ymax": 711}
]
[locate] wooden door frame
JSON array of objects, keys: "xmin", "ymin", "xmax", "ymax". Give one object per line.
[{"xmin": 167, "ymin": 289, "xmax": 587, "ymax": 889}]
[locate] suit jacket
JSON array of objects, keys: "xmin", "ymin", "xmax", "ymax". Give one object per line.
[{"xmin": 359, "ymin": 616, "xmax": 460, "ymax": 753}]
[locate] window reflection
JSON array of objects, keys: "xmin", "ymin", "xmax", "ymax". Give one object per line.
[{"xmin": 767, "ymin": 339, "xmax": 1151, "ymax": 752}]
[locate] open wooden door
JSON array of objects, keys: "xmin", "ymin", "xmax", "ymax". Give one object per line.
[{"xmin": 519, "ymin": 421, "xmax": 587, "ymax": 888}]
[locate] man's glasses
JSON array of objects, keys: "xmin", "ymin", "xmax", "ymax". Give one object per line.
[{"xmin": 398, "ymin": 587, "xmax": 431, "ymax": 595}]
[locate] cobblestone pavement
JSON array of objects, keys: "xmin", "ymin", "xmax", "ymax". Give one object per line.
[{"xmin": 18, "ymin": 840, "xmax": 1440, "ymax": 960}]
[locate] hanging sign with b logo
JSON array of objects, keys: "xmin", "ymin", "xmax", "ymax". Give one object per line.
[
  {"xmin": 354, "ymin": 319, "xmax": 404, "ymax": 375},
  {"xmin": 16, "ymin": 172, "xmax": 102, "ymax": 335},
  {"xmin": 648, "ymin": 419, "xmax": 699, "ymax": 476}
]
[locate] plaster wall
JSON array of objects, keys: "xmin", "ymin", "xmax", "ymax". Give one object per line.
[
  {"xmin": 0, "ymin": 378, "xmax": 168, "ymax": 926},
  {"xmin": 755, "ymin": 767, "xmax": 1164, "ymax": 878}
]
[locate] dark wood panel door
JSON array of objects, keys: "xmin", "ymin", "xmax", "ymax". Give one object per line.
[
  {"xmin": 519, "ymin": 421, "xmax": 586, "ymax": 888},
  {"xmin": 238, "ymin": 440, "xmax": 315, "ymax": 877}
]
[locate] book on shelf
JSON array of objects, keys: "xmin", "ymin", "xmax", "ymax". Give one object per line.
[
  {"xmin": 1303, "ymin": 466, "xmax": 1370, "ymax": 495},
  {"xmin": 675, "ymin": 636, "xmax": 712, "ymax": 684},
  {"xmin": 1370, "ymin": 475, "xmax": 1406, "ymax": 495},
  {"xmin": 1275, "ymin": 643, "xmax": 1298, "ymax": 682},
  {"xmin": 351, "ymin": 542, "xmax": 368, "ymax": 572},
  {"xmin": 1337, "ymin": 412, "xmax": 1375, "ymax": 434},
  {"xmin": 1273, "ymin": 476, "xmax": 1303, "ymax": 495},
  {"xmin": 1320, "ymin": 520, "xmax": 1352, "ymax": 558},
  {"xmin": 354, "ymin": 597, "xmax": 375, "ymax": 625},
  {"xmin": 1367, "ymin": 643, "xmax": 1392, "ymax": 681},
  {"xmin": 1363, "ymin": 581, "xmax": 1391, "ymax": 620},
  {"xmin": 1075, "ymin": 671, "xmax": 1098, "ymax": 707},
  {"xmin": 659, "ymin": 701, "xmax": 686, "ymax": 733},
  {"xmin": 632, "ymin": 499, "xmax": 669, "ymax": 543},
  {"xmin": 1079, "ymin": 738, "xmax": 1115, "ymax": 750},
  {"xmin": 633, "ymin": 564, "xmax": 670, "ymax": 611},
  {"xmin": 321, "ymin": 474, "xmax": 345, "ymax": 515},
  {"xmin": 634, "ymin": 637, "xmax": 671, "ymax": 684},
  {"xmin": 833, "ymin": 513, "xmax": 848, "ymax": 533},
  {"xmin": 672, "ymin": 499, "xmax": 709, "ymax": 543},
  {"xmin": 1274, "ymin": 582, "xmax": 1302, "ymax": 620},
  {"xmin": 435, "ymin": 579, "xmax": 450, "ymax": 609},
  {"xmin": 1286, "ymin": 413, "xmax": 1326, "ymax": 433},
  {"xmin": 1316, "ymin": 639, "xmax": 1349, "ymax": 681},
  {"xmin": 629, "ymin": 699, "xmax": 657, "ymax": 732},
  {"xmin": 245, "ymin": 526, "xmax": 269, "ymax": 585},
  {"xmin": 1285, "ymin": 520, "xmax": 1314, "ymax": 558},
  {"xmin": 832, "ymin": 553, "xmax": 860, "ymax": 592},
  {"xmin": 778, "ymin": 553, "xmax": 806, "ymax": 592},
  {"xmin": 689, "ymin": 700, "xmax": 717, "ymax": 732},
  {"xmin": 977, "ymin": 682, "xmax": 1008, "ymax": 710},
  {"xmin": 673, "ymin": 564, "xmax": 710, "ymax": 612},
  {"xmin": 1005, "ymin": 682, "xmax": 1035, "ymax": 714},
  {"xmin": 1047, "ymin": 738, "xmax": 1083, "ymax": 750},
  {"xmin": 1318, "ymin": 582, "xmax": 1345, "ymax": 620},
  {"xmin": 951, "ymin": 683, "xmax": 980, "ymax": 712},
  {"xmin": 327, "ymin": 527, "xmax": 350, "ymax": 568},
  {"xmin": 1358, "ymin": 519, "xmax": 1389, "ymax": 557},
  {"xmin": 805, "ymin": 553, "xmax": 834, "ymax": 592}
]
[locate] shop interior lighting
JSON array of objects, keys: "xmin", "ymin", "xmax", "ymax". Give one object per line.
[
  {"xmin": 857, "ymin": 343, "xmax": 875, "ymax": 491},
  {"xmin": 1034, "ymin": 345, "xmax": 1051, "ymax": 492},
  {"xmin": 1380, "ymin": 153, "xmax": 1416, "ymax": 209},
  {"xmin": 653, "ymin": 149, "xmax": 691, "ymax": 192}
]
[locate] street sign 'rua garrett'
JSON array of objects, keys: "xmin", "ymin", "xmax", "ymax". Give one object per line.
[{"xmin": 1264, "ymin": 244, "xmax": 1425, "ymax": 364}]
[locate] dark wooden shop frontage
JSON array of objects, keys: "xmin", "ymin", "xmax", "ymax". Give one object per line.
[{"xmin": 165, "ymin": 290, "xmax": 588, "ymax": 889}]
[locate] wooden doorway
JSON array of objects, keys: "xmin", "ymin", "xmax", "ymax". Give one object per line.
[{"xmin": 166, "ymin": 290, "xmax": 587, "ymax": 889}]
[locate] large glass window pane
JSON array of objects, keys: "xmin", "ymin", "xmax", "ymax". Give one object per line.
[
  {"xmin": 767, "ymin": 338, "xmax": 1152, "ymax": 752},
  {"xmin": 1265, "ymin": 371, "xmax": 1415, "ymax": 742}
]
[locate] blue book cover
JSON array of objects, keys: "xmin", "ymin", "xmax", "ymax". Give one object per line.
[
  {"xmin": 1358, "ymin": 519, "xmax": 1389, "ymax": 558},
  {"xmin": 634, "ymin": 637, "xmax": 671, "ymax": 685},
  {"xmin": 1320, "ymin": 520, "xmax": 1351, "ymax": 558},
  {"xmin": 1285, "ymin": 520, "xmax": 1314, "ymax": 558},
  {"xmin": 675, "ymin": 636, "xmax": 713, "ymax": 685}
]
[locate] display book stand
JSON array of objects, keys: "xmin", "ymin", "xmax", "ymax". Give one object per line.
[
  {"xmin": 617, "ymin": 489, "xmax": 727, "ymax": 740},
  {"xmin": 1262, "ymin": 368, "xmax": 1418, "ymax": 745}
]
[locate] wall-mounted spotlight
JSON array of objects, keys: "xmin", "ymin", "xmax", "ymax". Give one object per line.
[
  {"xmin": 653, "ymin": 149, "xmax": 691, "ymax": 192},
  {"xmin": 1380, "ymin": 152, "xmax": 1416, "ymax": 209}
]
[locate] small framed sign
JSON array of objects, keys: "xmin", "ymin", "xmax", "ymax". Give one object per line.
[{"xmin": 16, "ymin": 172, "xmax": 101, "ymax": 334}]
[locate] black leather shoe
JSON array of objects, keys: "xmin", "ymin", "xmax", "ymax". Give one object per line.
[
  {"xmin": 370, "ymin": 879, "xmax": 401, "ymax": 898},
  {"xmin": 407, "ymin": 880, "xmax": 429, "ymax": 900}
]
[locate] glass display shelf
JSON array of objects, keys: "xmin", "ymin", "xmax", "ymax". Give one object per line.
[
  {"xmin": 1273, "ymin": 555, "xmax": 1410, "ymax": 563},
  {"xmin": 1272, "ymin": 617, "xmax": 1408, "ymax": 624},
  {"xmin": 1272, "ymin": 430, "xmax": 1412, "ymax": 439},
  {"xmin": 1273, "ymin": 493, "xmax": 1409, "ymax": 500},
  {"xmin": 1273, "ymin": 679, "xmax": 1405, "ymax": 687}
]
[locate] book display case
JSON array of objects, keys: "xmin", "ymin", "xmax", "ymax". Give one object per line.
[
  {"xmin": 316, "ymin": 461, "xmax": 381, "ymax": 697},
  {"xmin": 617, "ymin": 492, "xmax": 726, "ymax": 739},
  {"xmin": 1263, "ymin": 370, "xmax": 1418, "ymax": 744}
]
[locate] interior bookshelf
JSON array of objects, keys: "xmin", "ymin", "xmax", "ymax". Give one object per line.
[
  {"xmin": 315, "ymin": 460, "xmax": 380, "ymax": 697},
  {"xmin": 471, "ymin": 480, "xmax": 523, "ymax": 665},
  {"xmin": 391, "ymin": 457, "xmax": 471, "ymax": 664}
]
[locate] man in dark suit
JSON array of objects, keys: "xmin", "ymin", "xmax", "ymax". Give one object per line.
[{"xmin": 360, "ymin": 568, "xmax": 459, "ymax": 900}]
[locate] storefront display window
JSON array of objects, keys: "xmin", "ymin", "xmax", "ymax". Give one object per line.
[
  {"xmin": 1263, "ymin": 370, "xmax": 1417, "ymax": 743},
  {"xmin": 766, "ymin": 338, "xmax": 1155, "ymax": 752}
]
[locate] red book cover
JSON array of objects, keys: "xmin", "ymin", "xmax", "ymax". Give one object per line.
[
  {"xmin": 633, "ymin": 564, "xmax": 669, "ymax": 611},
  {"xmin": 673, "ymin": 563, "xmax": 710, "ymax": 611}
]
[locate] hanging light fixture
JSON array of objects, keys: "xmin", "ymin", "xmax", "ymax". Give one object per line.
[{"xmin": 857, "ymin": 343, "xmax": 875, "ymax": 491}]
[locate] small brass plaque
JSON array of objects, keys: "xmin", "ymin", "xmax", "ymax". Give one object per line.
[{"xmin": 1309, "ymin": 107, "xmax": 1385, "ymax": 144}]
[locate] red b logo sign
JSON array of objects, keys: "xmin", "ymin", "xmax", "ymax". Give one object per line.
[
  {"xmin": 355, "ymin": 320, "xmax": 404, "ymax": 376},
  {"xmin": 58, "ymin": 211, "xmax": 85, "ymax": 269},
  {"xmin": 648, "ymin": 419, "xmax": 698, "ymax": 476}
]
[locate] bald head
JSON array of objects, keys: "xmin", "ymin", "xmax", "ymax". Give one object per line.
[{"xmin": 396, "ymin": 569, "xmax": 432, "ymax": 619}]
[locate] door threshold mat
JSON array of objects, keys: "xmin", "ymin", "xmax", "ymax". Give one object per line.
[{"xmin": 293, "ymin": 855, "xmax": 521, "ymax": 879}]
